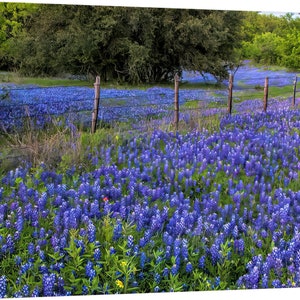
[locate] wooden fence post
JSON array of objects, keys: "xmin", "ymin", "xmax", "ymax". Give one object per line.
[
  {"xmin": 293, "ymin": 76, "xmax": 298, "ymax": 107},
  {"xmin": 227, "ymin": 74, "xmax": 233, "ymax": 114},
  {"xmin": 91, "ymin": 76, "xmax": 100, "ymax": 134},
  {"xmin": 174, "ymin": 73, "xmax": 180, "ymax": 130},
  {"xmin": 263, "ymin": 77, "xmax": 269, "ymax": 112}
]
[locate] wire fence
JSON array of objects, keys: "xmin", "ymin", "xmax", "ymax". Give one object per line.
[{"xmin": 0, "ymin": 73, "xmax": 299, "ymax": 134}]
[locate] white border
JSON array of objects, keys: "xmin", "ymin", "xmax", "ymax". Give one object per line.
[
  {"xmin": 2, "ymin": 0, "xmax": 300, "ymax": 12},
  {"xmin": 22, "ymin": 287, "xmax": 300, "ymax": 300}
]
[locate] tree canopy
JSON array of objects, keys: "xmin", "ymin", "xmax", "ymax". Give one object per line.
[
  {"xmin": 0, "ymin": 4, "xmax": 246, "ymax": 83},
  {"xmin": 240, "ymin": 12, "xmax": 300, "ymax": 69},
  {"xmin": 0, "ymin": 2, "xmax": 39, "ymax": 70},
  {"xmin": 3, "ymin": 5, "xmax": 299, "ymax": 83}
]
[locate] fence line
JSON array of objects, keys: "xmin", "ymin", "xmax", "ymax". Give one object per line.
[
  {"xmin": 0, "ymin": 73, "xmax": 299, "ymax": 133},
  {"xmin": 174, "ymin": 73, "xmax": 180, "ymax": 131},
  {"xmin": 263, "ymin": 77, "xmax": 269, "ymax": 112},
  {"xmin": 293, "ymin": 76, "xmax": 298, "ymax": 107},
  {"xmin": 91, "ymin": 76, "xmax": 100, "ymax": 134},
  {"xmin": 227, "ymin": 74, "xmax": 233, "ymax": 115}
]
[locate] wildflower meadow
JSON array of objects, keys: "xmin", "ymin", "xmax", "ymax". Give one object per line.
[{"xmin": 1, "ymin": 63, "xmax": 300, "ymax": 297}]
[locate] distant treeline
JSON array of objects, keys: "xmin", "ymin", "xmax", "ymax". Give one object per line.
[
  {"xmin": 0, "ymin": 3, "xmax": 299, "ymax": 83},
  {"xmin": 241, "ymin": 12, "xmax": 300, "ymax": 70}
]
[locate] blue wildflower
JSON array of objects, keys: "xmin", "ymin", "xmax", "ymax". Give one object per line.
[
  {"xmin": 38, "ymin": 264, "xmax": 48, "ymax": 274},
  {"xmin": 127, "ymin": 235, "xmax": 134, "ymax": 249},
  {"xmin": 56, "ymin": 276, "xmax": 65, "ymax": 295},
  {"xmin": 165, "ymin": 245, "xmax": 172, "ymax": 259},
  {"xmin": 186, "ymin": 262, "xmax": 193, "ymax": 273},
  {"xmin": 82, "ymin": 285, "xmax": 88, "ymax": 295},
  {"xmin": 113, "ymin": 220, "xmax": 123, "ymax": 240},
  {"xmin": 163, "ymin": 267, "xmax": 169, "ymax": 278},
  {"xmin": 215, "ymin": 277, "xmax": 220, "ymax": 288},
  {"xmin": 51, "ymin": 262, "xmax": 65, "ymax": 272},
  {"xmin": 20, "ymin": 261, "xmax": 34, "ymax": 275},
  {"xmin": 13, "ymin": 291, "xmax": 22, "ymax": 298},
  {"xmin": 210, "ymin": 244, "xmax": 221, "ymax": 265},
  {"xmin": 15, "ymin": 255, "xmax": 22, "ymax": 266},
  {"xmin": 272, "ymin": 279, "xmax": 282, "ymax": 288},
  {"xmin": 94, "ymin": 248, "xmax": 101, "ymax": 261},
  {"xmin": 247, "ymin": 266, "xmax": 260, "ymax": 289},
  {"xmin": 87, "ymin": 221, "xmax": 96, "ymax": 243},
  {"xmin": 154, "ymin": 273, "xmax": 161, "ymax": 283},
  {"xmin": 15, "ymin": 213, "xmax": 24, "ymax": 232},
  {"xmin": 110, "ymin": 246, "xmax": 116, "ymax": 255},
  {"xmin": 28, "ymin": 242, "xmax": 35, "ymax": 255},
  {"xmin": 22, "ymin": 284, "xmax": 30, "ymax": 297},
  {"xmin": 198, "ymin": 255, "xmax": 206, "ymax": 269},
  {"xmin": 171, "ymin": 264, "xmax": 179, "ymax": 276},
  {"xmin": 85, "ymin": 261, "xmax": 96, "ymax": 280},
  {"xmin": 0, "ymin": 276, "xmax": 7, "ymax": 298},
  {"xmin": 39, "ymin": 250, "xmax": 46, "ymax": 261},
  {"xmin": 234, "ymin": 238, "xmax": 245, "ymax": 255},
  {"xmin": 31, "ymin": 287, "xmax": 40, "ymax": 297},
  {"xmin": 131, "ymin": 281, "xmax": 138, "ymax": 288},
  {"xmin": 90, "ymin": 200, "xmax": 100, "ymax": 218},
  {"xmin": 42, "ymin": 273, "xmax": 56, "ymax": 296},
  {"xmin": 181, "ymin": 238, "xmax": 189, "ymax": 261},
  {"xmin": 75, "ymin": 239, "xmax": 85, "ymax": 255},
  {"xmin": 6, "ymin": 234, "xmax": 14, "ymax": 253},
  {"xmin": 261, "ymin": 274, "xmax": 269, "ymax": 288},
  {"xmin": 173, "ymin": 238, "xmax": 181, "ymax": 257},
  {"xmin": 156, "ymin": 255, "xmax": 163, "ymax": 265},
  {"xmin": 140, "ymin": 252, "xmax": 147, "ymax": 269}
]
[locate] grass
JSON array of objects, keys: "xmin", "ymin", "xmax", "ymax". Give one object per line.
[
  {"xmin": 180, "ymin": 81, "xmax": 226, "ymax": 90},
  {"xmin": 0, "ymin": 109, "xmax": 223, "ymax": 175},
  {"xmin": 247, "ymin": 61, "xmax": 300, "ymax": 74},
  {"xmin": 0, "ymin": 71, "xmax": 93, "ymax": 87},
  {"xmin": 0, "ymin": 71, "xmax": 173, "ymax": 89},
  {"xmin": 182, "ymin": 100, "xmax": 204, "ymax": 109},
  {"xmin": 232, "ymin": 85, "xmax": 294, "ymax": 102},
  {"xmin": 0, "ymin": 71, "xmax": 229, "ymax": 90},
  {"xmin": 0, "ymin": 118, "xmax": 81, "ymax": 173}
]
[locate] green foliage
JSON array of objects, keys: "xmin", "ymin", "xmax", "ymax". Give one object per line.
[
  {"xmin": 1, "ymin": 4, "xmax": 245, "ymax": 83},
  {"xmin": 243, "ymin": 32, "xmax": 285, "ymax": 65},
  {"xmin": 241, "ymin": 12, "xmax": 300, "ymax": 70},
  {"xmin": 0, "ymin": 2, "xmax": 39, "ymax": 70}
]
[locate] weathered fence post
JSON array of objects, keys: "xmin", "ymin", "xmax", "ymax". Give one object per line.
[
  {"xmin": 263, "ymin": 77, "xmax": 269, "ymax": 112},
  {"xmin": 91, "ymin": 76, "xmax": 100, "ymax": 134},
  {"xmin": 174, "ymin": 73, "xmax": 180, "ymax": 130},
  {"xmin": 293, "ymin": 76, "xmax": 298, "ymax": 107},
  {"xmin": 227, "ymin": 74, "xmax": 233, "ymax": 114}
]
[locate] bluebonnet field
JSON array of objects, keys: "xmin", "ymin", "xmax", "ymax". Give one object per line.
[
  {"xmin": 1, "ymin": 63, "xmax": 300, "ymax": 297},
  {"xmin": 0, "ymin": 61, "xmax": 299, "ymax": 132},
  {"xmin": 182, "ymin": 60, "xmax": 299, "ymax": 87},
  {"xmin": 0, "ymin": 84, "xmax": 213, "ymax": 132}
]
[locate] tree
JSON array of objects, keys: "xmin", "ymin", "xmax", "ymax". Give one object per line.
[
  {"xmin": 0, "ymin": 2, "xmax": 39, "ymax": 70},
  {"xmin": 6, "ymin": 5, "xmax": 246, "ymax": 83},
  {"xmin": 240, "ymin": 12, "xmax": 300, "ymax": 70}
]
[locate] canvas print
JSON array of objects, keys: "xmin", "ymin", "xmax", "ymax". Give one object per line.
[{"xmin": 1, "ymin": 2, "xmax": 300, "ymax": 297}]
